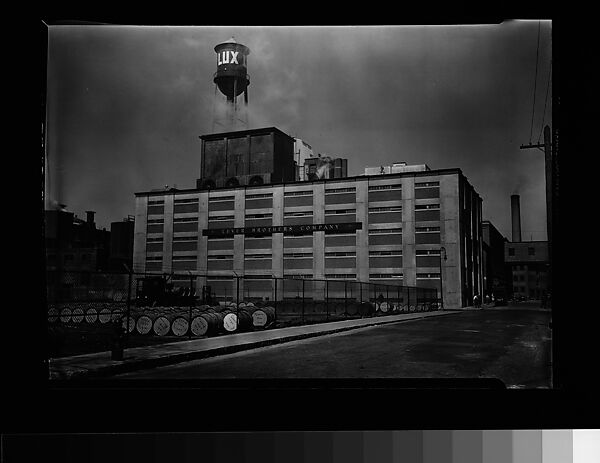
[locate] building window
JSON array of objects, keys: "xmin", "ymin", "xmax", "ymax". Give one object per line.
[
  {"xmin": 370, "ymin": 273, "xmax": 403, "ymax": 279},
  {"xmin": 284, "ymin": 190, "xmax": 312, "ymax": 197},
  {"xmin": 246, "ymin": 193, "xmax": 273, "ymax": 199},
  {"xmin": 369, "ymin": 250, "xmax": 402, "ymax": 256},
  {"xmin": 324, "ymin": 273, "xmax": 356, "ymax": 279},
  {"xmin": 146, "ymin": 256, "xmax": 162, "ymax": 261},
  {"xmin": 415, "ymin": 182, "xmax": 439, "ymax": 188},
  {"xmin": 244, "ymin": 274, "xmax": 272, "ymax": 280},
  {"xmin": 416, "ymin": 273, "xmax": 441, "ymax": 279},
  {"xmin": 415, "ymin": 204, "xmax": 440, "ymax": 210},
  {"xmin": 369, "ymin": 228, "xmax": 402, "ymax": 234},
  {"xmin": 284, "ymin": 253, "xmax": 313, "ymax": 258},
  {"xmin": 284, "ymin": 211, "xmax": 313, "ymax": 217},
  {"xmin": 64, "ymin": 254, "xmax": 74, "ymax": 262},
  {"xmin": 172, "ymin": 255, "xmax": 196, "ymax": 261},
  {"xmin": 174, "ymin": 198, "xmax": 198, "ymax": 204},
  {"xmin": 245, "ymin": 213, "xmax": 273, "ymax": 219},
  {"xmin": 147, "ymin": 218, "xmax": 164, "ymax": 224},
  {"xmin": 206, "ymin": 276, "xmax": 233, "ymax": 281},
  {"xmin": 173, "ymin": 236, "xmax": 197, "ymax": 242},
  {"xmin": 148, "ymin": 199, "xmax": 164, "ymax": 205},
  {"xmin": 324, "ymin": 209, "xmax": 356, "ymax": 215},
  {"xmin": 325, "ymin": 251, "xmax": 356, "ymax": 257},
  {"xmin": 207, "ymin": 255, "xmax": 233, "ymax": 260},
  {"xmin": 415, "ymin": 227, "xmax": 440, "ymax": 233},
  {"xmin": 244, "ymin": 254, "xmax": 272, "ymax": 260},
  {"xmin": 528, "ymin": 247, "xmax": 535, "ymax": 256},
  {"xmin": 208, "ymin": 215, "xmax": 235, "ymax": 222},
  {"xmin": 208, "ymin": 195, "xmax": 235, "ymax": 202},
  {"xmin": 368, "ymin": 206, "xmax": 402, "ymax": 213},
  {"xmin": 283, "ymin": 274, "xmax": 313, "ymax": 279},
  {"xmin": 415, "ymin": 249, "xmax": 441, "ymax": 256},
  {"xmin": 173, "ymin": 217, "xmax": 198, "ymax": 223},
  {"xmin": 368, "ymin": 184, "xmax": 402, "ymax": 191},
  {"xmin": 508, "ymin": 248, "xmax": 515, "ymax": 256},
  {"xmin": 325, "ymin": 187, "xmax": 356, "ymax": 194}
]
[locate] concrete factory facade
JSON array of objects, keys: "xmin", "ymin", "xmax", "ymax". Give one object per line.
[{"xmin": 133, "ymin": 128, "xmax": 483, "ymax": 310}]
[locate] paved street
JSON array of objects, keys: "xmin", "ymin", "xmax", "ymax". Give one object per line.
[{"xmin": 116, "ymin": 304, "xmax": 551, "ymax": 388}]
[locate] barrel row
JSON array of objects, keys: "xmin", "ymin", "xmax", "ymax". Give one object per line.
[{"xmin": 127, "ymin": 306, "xmax": 277, "ymax": 337}]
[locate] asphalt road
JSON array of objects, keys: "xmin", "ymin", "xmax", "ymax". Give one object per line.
[{"xmin": 116, "ymin": 304, "xmax": 551, "ymax": 388}]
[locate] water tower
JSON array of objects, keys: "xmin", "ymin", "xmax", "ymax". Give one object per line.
[{"xmin": 212, "ymin": 37, "xmax": 250, "ymax": 131}]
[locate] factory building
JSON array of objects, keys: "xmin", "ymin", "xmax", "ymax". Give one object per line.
[
  {"xmin": 133, "ymin": 127, "xmax": 483, "ymax": 310},
  {"xmin": 505, "ymin": 195, "xmax": 549, "ymax": 300}
]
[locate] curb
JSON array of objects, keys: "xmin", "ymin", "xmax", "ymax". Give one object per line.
[{"xmin": 50, "ymin": 310, "xmax": 459, "ymax": 379}]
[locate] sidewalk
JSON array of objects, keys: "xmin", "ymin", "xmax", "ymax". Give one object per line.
[{"xmin": 49, "ymin": 309, "xmax": 460, "ymax": 380}]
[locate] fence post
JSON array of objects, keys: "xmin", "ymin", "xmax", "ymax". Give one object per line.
[
  {"xmin": 236, "ymin": 276, "xmax": 240, "ymax": 332},
  {"xmin": 326, "ymin": 279, "xmax": 329, "ymax": 322},
  {"xmin": 344, "ymin": 280, "xmax": 348, "ymax": 317},
  {"xmin": 126, "ymin": 270, "xmax": 132, "ymax": 347},
  {"xmin": 274, "ymin": 277, "xmax": 278, "ymax": 328},
  {"xmin": 189, "ymin": 274, "xmax": 194, "ymax": 339},
  {"xmin": 407, "ymin": 287, "xmax": 410, "ymax": 312},
  {"xmin": 302, "ymin": 278, "xmax": 305, "ymax": 324},
  {"xmin": 386, "ymin": 286, "xmax": 389, "ymax": 313}
]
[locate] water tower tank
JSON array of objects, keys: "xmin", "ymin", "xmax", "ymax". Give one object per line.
[{"xmin": 214, "ymin": 37, "xmax": 250, "ymax": 102}]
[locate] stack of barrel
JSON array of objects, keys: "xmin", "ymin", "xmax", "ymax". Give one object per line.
[
  {"xmin": 113, "ymin": 301, "xmax": 278, "ymax": 338},
  {"xmin": 47, "ymin": 302, "xmax": 128, "ymax": 327}
]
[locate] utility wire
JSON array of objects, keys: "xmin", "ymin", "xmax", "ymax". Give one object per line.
[
  {"xmin": 529, "ymin": 21, "xmax": 541, "ymax": 144},
  {"xmin": 537, "ymin": 59, "xmax": 552, "ymax": 144}
]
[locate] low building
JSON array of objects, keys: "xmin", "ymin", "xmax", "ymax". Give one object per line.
[{"xmin": 504, "ymin": 240, "xmax": 549, "ymax": 300}]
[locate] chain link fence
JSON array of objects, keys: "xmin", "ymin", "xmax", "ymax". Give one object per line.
[{"xmin": 46, "ymin": 270, "xmax": 439, "ymax": 358}]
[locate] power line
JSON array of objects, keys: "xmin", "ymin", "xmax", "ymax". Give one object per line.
[
  {"xmin": 529, "ymin": 21, "xmax": 541, "ymax": 144},
  {"xmin": 537, "ymin": 59, "xmax": 552, "ymax": 144}
]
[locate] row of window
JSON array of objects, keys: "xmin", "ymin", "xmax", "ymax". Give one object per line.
[
  {"xmin": 150, "ymin": 251, "xmax": 406, "ymax": 260},
  {"xmin": 508, "ymin": 247, "xmax": 537, "ymax": 256},
  {"xmin": 150, "ymin": 206, "xmax": 440, "ymax": 223},
  {"xmin": 148, "ymin": 181, "xmax": 438, "ymax": 203}
]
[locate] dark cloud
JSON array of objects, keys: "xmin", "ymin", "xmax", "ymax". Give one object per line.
[{"xmin": 46, "ymin": 23, "xmax": 552, "ymax": 240}]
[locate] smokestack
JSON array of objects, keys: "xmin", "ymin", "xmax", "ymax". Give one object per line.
[
  {"xmin": 511, "ymin": 195, "xmax": 522, "ymax": 243},
  {"xmin": 85, "ymin": 210, "xmax": 96, "ymax": 227}
]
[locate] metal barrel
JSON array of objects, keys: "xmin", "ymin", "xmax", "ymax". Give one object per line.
[
  {"xmin": 251, "ymin": 306, "xmax": 275, "ymax": 327},
  {"xmin": 223, "ymin": 309, "xmax": 253, "ymax": 332},
  {"xmin": 191, "ymin": 311, "xmax": 225, "ymax": 336},
  {"xmin": 347, "ymin": 301, "xmax": 360, "ymax": 316}
]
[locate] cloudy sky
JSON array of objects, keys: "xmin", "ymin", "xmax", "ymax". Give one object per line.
[{"xmin": 45, "ymin": 22, "xmax": 552, "ymax": 240}]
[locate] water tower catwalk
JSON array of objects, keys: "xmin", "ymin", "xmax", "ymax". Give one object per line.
[{"xmin": 212, "ymin": 37, "xmax": 250, "ymax": 132}]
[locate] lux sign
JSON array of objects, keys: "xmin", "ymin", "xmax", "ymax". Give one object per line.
[{"xmin": 217, "ymin": 50, "xmax": 240, "ymax": 66}]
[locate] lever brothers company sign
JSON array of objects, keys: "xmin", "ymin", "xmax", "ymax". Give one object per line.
[{"xmin": 202, "ymin": 222, "xmax": 362, "ymax": 238}]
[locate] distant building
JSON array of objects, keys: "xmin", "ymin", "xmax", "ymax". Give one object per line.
[
  {"xmin": 303, "ymin": 155, "xmax": 348, "ymax": 180},
  {"xmin": 108, "ymin": 216, "xmax": 135, "ymax": 272},
  {"xmin": 293, "ymin": 138, "xmax": 313, "ymax": 181},
  {"xmin": 45, "ymin": 209, "xmax": 111, "ymax": 274},
  {"xmin": 505, "ymin": 241, "xmax": 549, "ymax": 300},
  {"xmin": 504, "ymin": 194, "xmax": 549, "ymax": 300},
  {"xmin": 482, "ymin": 221, "xmax": 509, "ymax": 299}
]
